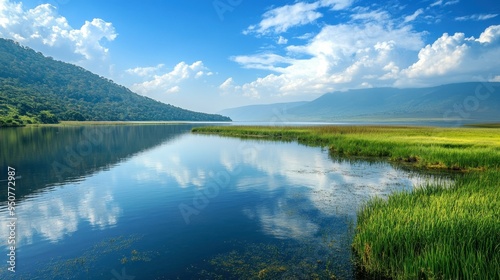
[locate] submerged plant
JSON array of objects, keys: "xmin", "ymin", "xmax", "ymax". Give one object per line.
[{"xmin": 193, "ymin": 125, "xmax": 500, "ymax": 279}]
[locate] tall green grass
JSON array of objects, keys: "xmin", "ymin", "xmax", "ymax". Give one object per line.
[
  {"xmin": 193, "ymin": 125, "xmax": 500, "ymax": 279},
  {"xmin": 353, "ymin": 171, "xmax": 500, "ymax": 279},
  {"xmin": 193, "ymin": 126, "xmax": 500, "ymax": 171}
]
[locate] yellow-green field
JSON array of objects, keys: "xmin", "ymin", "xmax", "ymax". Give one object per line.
[{"xmin": 192, "ymin": 125, "xmax": 500, "ymax": 279}]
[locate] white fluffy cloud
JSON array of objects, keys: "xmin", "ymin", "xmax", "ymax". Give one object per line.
[
  {"xmin": 244, "ymin": 2, "xmax": 322, "ymax": 35},
  {"xmin": 126, "ymin": 64, "xmax": 165, "ymax": 77},
  {"xmin": 404, "ymin": 33, "xmax": 468, "ymax": 77},
  {"xmin": 244, "ymin": 0, "xmax": 353, "ymax": 35},
  {"xmin": 400, "ymin": 25, "xmax": 500, "ymax": 86},
  {"xmin": 226, "ymin": 20, "xmax": 426, "ymax": 97},
  {"xmin": 220, "ymin": 77, "xmax": 235, "ymax": 92},
  {"xmin": 404, "ymin": 8, "xmax": 424, "ymax": 23},
  {"xmin": 277, "ymin": 35, "xmax": 288, "ymax": 45},
  {"xmin": 224, "ymin": 0, "xmax": 500, "ymax": 98},
  {"xmin": 477, "ymin": 25, "xmax": 500, "ymax": 44},
  {"xmin": 129, "ymin": 61, "xmax": 210, "ymax": 95},
  {"xmin": 232, "ymin": 53, "xmax": 296, "ymax": 72},
  {"xmin": 0, "ymin": 0, "xmax": 117, "ymax": 66},
  {"xmin": 166, "ymin": 85, "xmax": 181, "ymax": 93}
]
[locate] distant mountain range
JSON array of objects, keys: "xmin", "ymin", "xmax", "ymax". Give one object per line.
[
  {"xmin": 0, "ymin": 38, "xmax": 230, "ymax": 126},
  {"xmin": 220, "ymin": 82, "xmax": 500, "ymax": 125},
  {"xmin": 219, "ymin": 101, "xmax": 308, "ymax": 123}
]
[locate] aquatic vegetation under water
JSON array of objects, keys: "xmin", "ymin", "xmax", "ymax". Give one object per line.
[
  {"xmin": 16, "ymin": 235, "xmax": 158, "ymax": 280},
  {"xmin": 193, "ymin": 125, "xmax": 500, "ymax": 279},
  {"xmin": 187, "ymin": 240, "xmax": 349, "ymax": 279}
]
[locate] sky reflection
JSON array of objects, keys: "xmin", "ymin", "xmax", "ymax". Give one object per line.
[
  {"xmin": 0, "ymin": 178, "xmax": 121, "ymax": 247},
  {"xmin": 0, "ymin": 133, "xmax": 439, "ymax": 248},
  {"xmin": 0, "ymin": 129, "xmax": 453, "ymax": 279},
  {"xmin": 126, "ymin": 134, "xmax": 431, "ymax": 241}
]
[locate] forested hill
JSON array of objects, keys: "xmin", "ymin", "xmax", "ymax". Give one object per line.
[{"xmin": 0, "ymin": 38, "xmax": 231, "ymax": 126}]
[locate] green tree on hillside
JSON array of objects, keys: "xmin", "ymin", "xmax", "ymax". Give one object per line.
[
  {"xmin": 38, "ymin": 110, "xmax": 58, "ymax": 124},
  {"xmin": 0, "ymin": 38, "xmax": 231, "ymax": 127}
]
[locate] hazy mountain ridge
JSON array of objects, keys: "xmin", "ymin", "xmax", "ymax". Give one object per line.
[
  {"xmin": 221, "ymin": 83, "xmax": 500, "ymax": 124},
  {"xmin": 219, "ymin": 101, "xmax": 308, "ymax": 122},
  {"xmin": 0, "ymin": 38, "xmax": 231, "ymax": 126}
]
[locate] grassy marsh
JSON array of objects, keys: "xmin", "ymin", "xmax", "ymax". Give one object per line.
[
  {"xmin": 192, "ymin": 125, "xmax": 500, "ymax": 279},
  {"xmin": 192, "ymin": 125, "xmax": 500, "ymax": 171},
  {"xmin": 353, "ymin": 170, "xmax": 499, "ymax": 279}
]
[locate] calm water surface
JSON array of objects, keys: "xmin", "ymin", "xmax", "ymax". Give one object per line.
[{"xmin": 0, "ymin": 124, "xmax": 449, "ymax": 279}]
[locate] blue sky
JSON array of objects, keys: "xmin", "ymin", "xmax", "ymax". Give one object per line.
[{"xmin": 1, "ymin": 0, "xmax": 499, "ymax": 113}]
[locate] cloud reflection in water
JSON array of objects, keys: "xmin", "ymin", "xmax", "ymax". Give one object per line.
[
  {"xmin": 0, "ymin": 179, "xmax": 121, "ymax": 246},
  {"xmin": 132, "ymin": 135, "xmax": 436, "ymax": 241}
]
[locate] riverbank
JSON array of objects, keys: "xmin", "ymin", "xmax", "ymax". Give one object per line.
[
  {"xmin": 192, "ymin": 125, "xmax": 500, "ymax": 171},
  {"xmin": 0, "ymin": 120, "xmax": 232, "ymax": 128},
  {"xmin": 192, "ymin": 125, "xmax": 500, "ymax": 279},
  {"xmin": 19, "ymin": 121, "xmax": 218, "ymax": 127},
  {"xmin": 57, "ymin": 121, "xmax": 194, "ymax": 126}
]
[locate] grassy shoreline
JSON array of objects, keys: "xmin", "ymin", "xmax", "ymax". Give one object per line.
[
  {"xmin": 192, "ymin": 125, "xmax": 500, "ymax": 171},
  {"xmin": 192, "ymin": 125, "xmax": 500, "ymax": 279},
  {"xmin": 0, "ymin": 120, "xmax": 232, "ymax": 128},
  {"xmin": 0, "ymin": 121, "xmax": 221, "ymax": 128},
  {"xmin": 57, "ymin": 121, "xmax": 196, "ymax": 126}
]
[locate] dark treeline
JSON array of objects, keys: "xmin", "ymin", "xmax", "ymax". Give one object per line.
[{"xmin": 0, "ymin": 124, "xmax": 205, "ymax": 200}]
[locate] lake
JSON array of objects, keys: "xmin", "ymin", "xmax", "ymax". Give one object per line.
[{"xmin": 0, "ymin": 124, "xmax": 451, "ymax": 279}]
